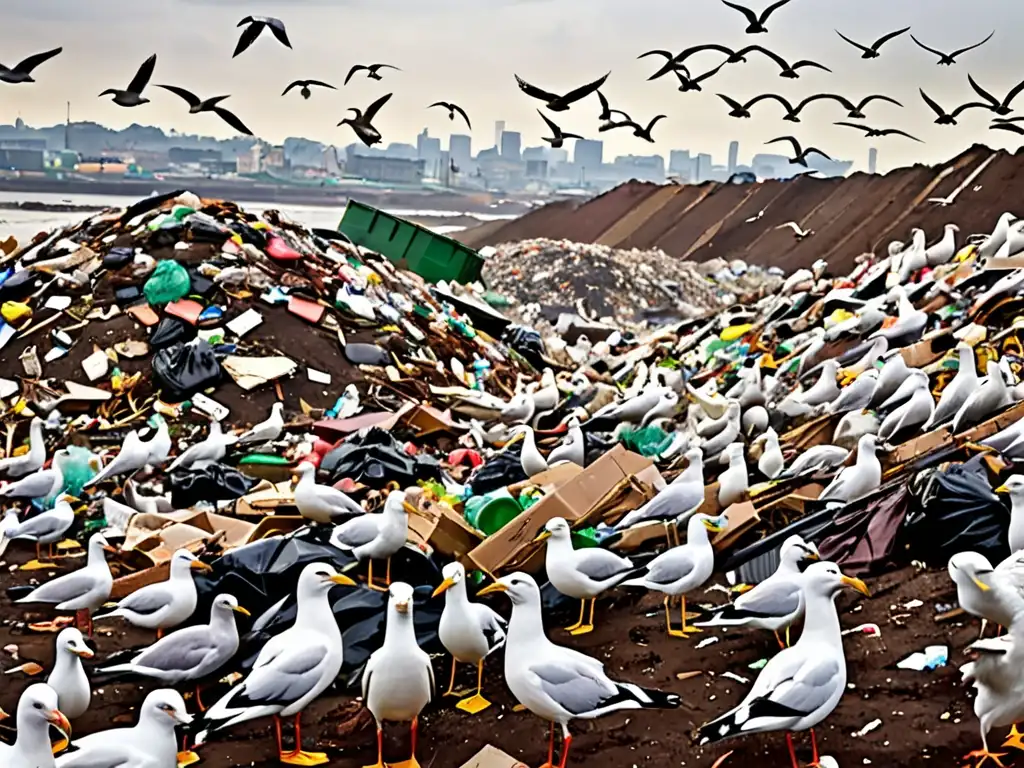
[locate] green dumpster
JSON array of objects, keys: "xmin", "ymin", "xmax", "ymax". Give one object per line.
[{"xmin": 338, "ymin": 200, "xmax": 485, "ymax": 284}]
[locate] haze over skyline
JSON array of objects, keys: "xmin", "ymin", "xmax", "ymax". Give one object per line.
[{"xmin": 3, "ymin": 0, "xmax": 1021, "ymax": 172}]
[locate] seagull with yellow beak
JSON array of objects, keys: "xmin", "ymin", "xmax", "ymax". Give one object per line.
[
  {"xmin": 949, "ymin": 551, "xmax": 1024, "ymax": 639},
  {"xmin": 330, "ymin": 488, "xmax": 422, "ymax": 591}
]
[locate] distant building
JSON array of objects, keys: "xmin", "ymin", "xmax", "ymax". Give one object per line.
[
  {"xmin": 494, "ymin": 121, "xmax": 505, "ymax": 150},
  {"xmin": 727, "ymin": 141, "xmax": 739, "ymax": 174},
  {"xmin": 169, "ymin": 147, "xmax": 222, "ymax": 165},
  {"xmin": 574, "ymin": 139, "xmax": 603, "ymax": 173},
  {"xmin": 522, "ymin": 146, "xmax": 547, "ymax": 161},
  {"xmin": 0, "ymin": 148, "xmax": 44, "ymax": 172},
  {"xmin": 669, "ymin": 149, "xmax": 692, "ymax": 179},
  {"xmin": 383, "ymin": 143, "xmax": 417, "ymax": 160},
  {"xmin": 548, "ymin": 147, "xmax": 568, "ymax": 165},
  {"xmin": 0, "ymin": 138, "xmax": 47, "ymax": 151},
  {"xmin": 449, "ymin": 134, "xmax": 471, "ymax": 169},
  {"xmin": 236, "ymin": 144, "xmax": 262, "ymax": 174},
  {"xmin": 612, "ymin": 154, "xmax": 665, "ymax": 182},
  {"xmin": 525, "ymin": 159, "xmax": 548, "ymax": 179},
  {"xmin": 345, "ymin": 154, "xmax": 425, "ymax": 184},
  {"xmin": 868, "ymin": 147, "xmax": 878, "ymax": 174},
  {"xmin": 500, "ymin": 131, "xmax": 521, "ymax": 162},
  {"xmin": 417, "ymin": 128, "xmax": 442, "ymax": 175},
  {"xmin": 695, "ymin": 153, "xmax": 713, "ymax": 182},
  {"xmin": 263, "ymin": 145, "xmax": 287, "ymax": 170}
]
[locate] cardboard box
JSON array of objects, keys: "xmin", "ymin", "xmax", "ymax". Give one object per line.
[
  {"xmin": 459, "ymin": 745, "xmax": 529, "ymax": 768},
  {"xmin": 406, "ymin": 495, "xmax": 483, "ymax": 560},
  {"xmin": 899, "ymin": 328, "xmax": 954, "ymax": 369}
]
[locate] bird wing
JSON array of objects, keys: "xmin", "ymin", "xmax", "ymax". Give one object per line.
[
  {"xmin": 15, "ymin": 47, "xmax": 63, "ymax": 74},
  {"xmin": 56, "ymin": 744, "xmax": 146, "ymax": 768},
  {"xmin": 645, "ymin": 114, "xmax": 666, "ymax": 133},
  {"xmin": 529, "ymin": 658, "xmax": 618, "ymax": 716},
  {"xmin": 717, "ymin": 93, "xmax": 745, "ymax": 111},
  {"xmin": 515, "ymin": 75, "xmax": 561, "ymax": 102},
  {"xmin": 746, "ymin": 93, "xmax": 795, "ymax": 112},
  {"xmin": 233, "ymin": 22, "xmax": 264, "ymax": 57},
  {"xmin": 559, "ymin": 72, "xmax": 610, "ymax": 105},
  {"xmin": 644, "ymin": 548, "xmax": 697, "ymax": 586},
  {"xmin": 598, "ymin": 120, "xmax": 640, "ymax": 133},
  {"xmin": 596, "ymin": 89, "xmax": 612, "ymax": 118},
  {"xmin": 22, "ymin": 571, "xmax": 99, "ymax": 605},
  {"xmin": 128, "ymin": 627, "xmax": 222, "ymax": 672},
  {"xmin": 951, "ymin": 101, "xmax": 992, "ymax": 118},
  {"xmin": 950, "ymin": 30, "xmax": 994, "ymax": 58},
  {"xmin": 472, "ymin": 602, "xmax": 508, "ymax": 653},
  {"xmin": 746, "ymin": 651, "xmax": 842, "ymax": 721},
  {"xmin": 11, "ymin": 511, "xmax": 65, "ymax": 540},
  {"xmin": 374, "ymin": 63, "xmax": 401, "ymax": 72},
  {"xmin": 361, "ymin": 647, "xmax": 380, "ymax": 700},
  {"xmin": 968, "ymin": 74, "xmax": 1001, "ymax": 107},
  {"xmin": 267, "ymin": 18, "xmax": 292, "ymax": 47},
  {"xmin": 155, "ymin": 84, "xmax": 201, "ymax": 109},
  {"xmin": 537, "ymin": 109, "xmax": 563, "ymax": 137},
  {"xmin": 792, "ymin": 60, "xmax": 831, "ymax": 73},
  {"xmin": 735, "ymin": 45, "xmax": 788, "ymax": 70},
  {"xmin": 766, "ymin": 135, "xmax": 802, "ymax": 155},
  {"xmin": 1001, "ymin": 77, "xmax": 1024, "ymax": 110},
  {"xmin": 114, "ymin": 583, "xmax": 174, "ymax": 616},
  {"xmin": 797, "ymin": 93, "xmax": 856, "ymax": 112},
  {"xmin": 363, "ymin": 92, "xmax": 393, "ymax": 124},
  {"xmin": 344, "ymin": 65, "xmax": 369, "ymax": 85},
  {"xmin": 758, "ymin": 0, "xmax": 795, "ymax": 22},
  {"xmin": 872, "ymin": 26, "xmax": 911, "ymax": 50},
  {"xmin": 213, "ymin": 107, "xmax": 254, "ymax": 136},
  {"xmin": 991, "ymin": 123, "xmax": 1024, "ymax": 135},
  {"xmin": 561, "ymin": 132, "xmax": 585, "ymax": 140},
  {"xmin": 835, "ymin": 30, "xmax": 871, "ymax": 54},
  {"xmin": 909, "ymin": 35, "xmax": 947, "ymax": 59},
  {"xmin": 282, "ymin": 81, "xmax": 302, "ymax": 95},
  {"xmin": 451, "ymin": 103, "xmax": 472, "ymax": 129},
  {"xmin": 428, "ymin": 101, "xmax": 450, "ymax": 110},
  {"xmin": 239, "ymin": 640, "xmax": 330, "ymax": 706},
  {"xmin": 734, "ymin": 578, "xmax": 802, "ymax": 617},
  {"xmin": 803, "ymin": 146, "xmax": 833, "ymax": 161},
  {"xmin": 694, "ymin": 62, "xmax": 727, "ymax": 82},
  {"xmin": 678, "ymin": 43, "xmax": 737, "ymax": 61},
  {"xmin": 879, "ymin": 128, "xmax": 923, "ymax": 141},
  {"xmin": 127, "ymin": 54, "xmax": 157, "ymax": 93},
  {"xmin": 332, "ymin": 514, "xmax": 381, "ymax": 549},
  {"xmin": 574, "ymin": 549, "xmax": 633, "ymax": 581},
  {"xmin": 858, "ymin": 94, "xmax": 902, "ymax": 110},
  {"xmin": 834, "ymin": 121, "xmax": 872, "ymax": 133},
  {"xmin": 305, "ymin": 79, "xmax": 335, "ymax": 90},
  {"xmin": 919, "ymin": 88, "xmax": 947, "ymax": 117},
  {"xmin": 638, "ymin": 50, "xmax": 675, "ymax": 61},
  {"xmin": 720, "ymin": 0, "xmax": 759, "ymax": 25}
]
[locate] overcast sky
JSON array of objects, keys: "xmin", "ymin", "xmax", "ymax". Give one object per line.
[{"xmin": 1, "ymin": 0, "xmax": 1021, "ymax": 172}]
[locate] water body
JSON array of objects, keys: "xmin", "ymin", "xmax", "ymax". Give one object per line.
[{"xmin": 0, "ymin": 190, "xmax": 513, "ymax": 242}]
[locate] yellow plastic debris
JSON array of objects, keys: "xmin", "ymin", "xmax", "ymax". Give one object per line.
[
  {"xmin": 1, "ymin": 301, "xmax": 32, "ymax": 325},
  {"xmin": 0, "ymin": 236, "xmax": 17, "ymax": 255},
  {"xmin": 720, "ymin": 323, "xmax": 753, "ymax": 342},
  {"xmin": 955, "ymin": 244, "xmax": 977, "ymax": 263}
]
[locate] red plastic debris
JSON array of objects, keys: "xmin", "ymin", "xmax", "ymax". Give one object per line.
[
  {"xmin": 448, "ymin": 448, "xmax": 483, "ymax": 468},
  {"xmin": 265, "ymin": 235, "xmax": 302, "ymax": 261}
]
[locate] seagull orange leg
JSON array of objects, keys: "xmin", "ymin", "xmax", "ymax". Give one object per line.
[
  {"xmin": 785, "ymin": 733, "xmax": 800, "ymax": 768},
  {"xmin": 537, "ymin": 722, "xmax": 556, "ymax": 768},
  {"xmin": 569, "ymin": 598, "xmax": 596, "ymax": 635},
  {"xmin": 362, "ymin": 727, "xmax": 385, "ymax": 768},
  {"xmin": 280, "ymin": 712, "xmax": 328, "ymax": 765},
  {"xmin": 774, "ymin": 631, "xmax": 786, "ymax": 650},
  {"xmin": 563, "ymin": 600, "xmax": 585, "ymax": 632},
  {"xmin": 456, "ymin": 659, "xmax": 492, "ymax": 714},
  {"xmin": 807, "ymin": 728, "xmax": 822, "ymax": 767},
  {"xmin": 556, "ymin": 733, "xmax": 573, "ymax": 768}
]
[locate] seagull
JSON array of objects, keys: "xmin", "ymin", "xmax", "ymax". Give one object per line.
[
  {"xmin": 344, "ymin": 63, "xmax": 401, "ymax": 85},
  {"xmin": 924, "ymin": 342, "xmax": 977, "ymax": 430},
  {"xmin": 643, "ymin": 43, "xmax": 742, "ymax": 81},
  {"xmin": 47, "ymin": 627, "xmax": 94, "ymax": 723},
  {"xmin": 515, "ymin": 72, "xmax": 609, "ymax": 111},
  {"xmin": 597, "ymin": 90, "xmax": 632, "ymax": 127},
  {"xmin": 292, "ymin": 460, "xmax": 364, "ymax": 524},
  {"xmin": 995, "ymin": 476, "xmax": 1024, "ymax": 554},
  {"xmin": 697, "ymin": 562, "xmax": 870, "ymax": 768},
  {"xmin": 0, "ymin": 684, "xmax": 70, "ymax": 766},
  {"xmin": 968, "ymin": 73, "xmax": 1024, "ymax": 116},
  {"xmin": 236, "ymin": 401, "xmax": 285, "ymax": 445},
  {"xmin": 94, "ymin": 549, "xmax": 212, "ymax": 638},
  {"xmin": 952, "ymin": 360, "xmax": 1015, "ymax": 434},
  {"xmin": 835, "ymin": 27, "xmax": 911, "ymax": 59},
  {"xmin": 0, "ymin": 47, "xmax": 63, "ymax": 84},
  {"xmin": 623, "ymin": 513, "xmax": 729, "ymax": 636},
  {"xmin": 949, "ymin": 551, "xmax": 1024, "ymax": 635},
  {"xmin": 991, "ymin": 122, "xmax": 1024, "ymax": 136},
  {"xmin": 156, "ymin": 85, "xmax": 254, "ymax": 135},
  {"xmin": 0, "ymin": 448, "xmax": 68, "ymax": 501},
  {"xmin": 15, "ymin": 532, "xmax": 117, "ymax": 636},
  {"xmin": 719, "ymin": 0, "xmax": 795, "ymax": 33},
  {"xmin": 765, "ymin": 135, "xmax": 832, "ymax": 167},
  {"xmin": 834, "ymin": 121, "xmax": 923, "ymax": 141},
  {"xmin": 613, "ymin": 446, "xmax": 705, "ymax": 541},
  {"xmin": 776, "ymin": 221, "xmax": 813, "ymax": 239},
  {"xmin": 0, "ymin": 492, "xmax": 78, "ymax": 561},
  {"xmin": 535, "ymin": 516, "xmax": 635, "ymax": 635},
  {"xmin": 746, "ymin": 46, "xmax": 831, "ymax": 78},
  {"xmin": 536, "ymin": 110, "xmax": 584, "ymax": 149},
  {"xmin": 84, "ymin": 417, "xmax": 171, "ymax": 487},
  {"xmin": 919, "ymin": 88, "xmax": 990, "ymax": 125},
  {"xmin": 547, "ymin": 416, "xmax": 585, "ymax": 468},
  {"xmin": 194, "ymin": 563, "xmax": 355, "ymax": 763},
  {"xmin": 330, "ymin": 488, "xmax": 418, "ymax": 591},
  {"xmin": 0, "ymin": 417, "xmax": 46, "ymax": 478},
  {"xmin": 961, "ymin": 631, "xmax": 1024, "ymax": 768},
  {"xmin": 338, "ymin": 93, "xmax": 393, "ymax": 148},
  {"xmin": 433, "ymin": 562, "xmax": 507, "ymax": 714},
  {"xmin": 819, "ymin": 434, "xmax": 881, "ymax": 504},
  {"xmin": 911, "ymin": 31, "xmax": 994, "ymax": 65},
  {"xmin": 477, "ymin": 573, "xmax": 681, "ymax": 768},
  {"xmin": 362, "ymin": 582, "xmax": 434, "ymax": 768},
  {"xmin": 167, "ymin": 420, "xmax": 238, "ymax": 472},
  {"xmin": 671, "ymin": 62, "xmax": 727, "ymax": 93},
  {"xmin": 234, "ymin": 16, "xmax": 291, "ymax": 57},
  {"xmin": 757, "ymin": 427, "xmax": 785, "ymax": 479},
  {"xmin": 428, "ymin": 101, "xmax": 471, "ymax": 129},
  {"xmin": 843, "ymin": 94, "xmax": 904, "ymax": 119},
  {"xmin": 55, "ymin": 689, "xmax": 192, "ymax": 768},
  {"xmin": 99, "ymin": 54, "xmax": 157, "ymax": 107},
  {"xmin": 717, "ymin": 93, "xmax": 796, "ymax": 119},
  {"xmin": 282, "ymin": 79, "xmax": 336, "ymax": 99},
  {"xmin": 599, "ymin": 114, "xmax": 665, "ymax": 142},
  {"xmin": 696, "ymin": 535, "xmax": 820, "ymax": 647}
]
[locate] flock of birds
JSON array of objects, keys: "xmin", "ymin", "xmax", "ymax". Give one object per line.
[{"xmin": 3, "ymin": 2, "xmax": 1023, "ymax": 164}]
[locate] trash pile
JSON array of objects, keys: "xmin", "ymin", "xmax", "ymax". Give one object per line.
[
  {"xmin": 0, "ymin": 197, "xmax": 1022, "ymax": 768},
  {"xmin": 480, "ymin": 238, "xmax": 728, "ymax": 330}
]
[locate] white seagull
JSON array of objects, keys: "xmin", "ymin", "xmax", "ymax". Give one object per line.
[
  {"xmin": 166, "ymin": 420, "xmax": 238, "ymax": 472},
  {"xmin": 0, "ymin": 684, "xmax": 71, "ymax": 768},
  {"xmin": 330, "ymin": 488, "xmax": 417, "ymax": 591},
  {"xmin": 236, "ymin": 401, "xmax": 285, "ymax": 445},
  {"xmin": 47, "ymin": 627, "xmax": 94, "ymax": 723},
  {"xmin": 292, "ymin": 461, "xmax": 364, "ymax": 524},
  {"xmin": 776, "ymin": 221, "xmax": 813, "ymax": 239},
  {"xmin": 0, "ymin": 416, "xmax": 46, "ymax": 478}
]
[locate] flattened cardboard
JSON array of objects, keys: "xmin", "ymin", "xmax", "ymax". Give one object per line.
[
  {"xmin": 459, "ymin": 745, "xmax": 529, "ymax": 768},
  {"xmin": 899, "ymin": 328, "xmax": 954, "ymax": 369},
  {"xmin": 406, "ymin": 495, "xmax": 483, "ymax": 560}
]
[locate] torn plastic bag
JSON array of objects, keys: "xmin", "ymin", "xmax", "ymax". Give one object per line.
[
  {"xmin": 185, "ymin": 213, "xmax": 232, "ymax": 244},
  {"xmin": 169, "ymin": 461, "xmax": 256, "ymax": 507},
  {"xmin": 149, "ymin": 315, "xmax": 196, "ymax": 349},
  {"xmin": 144, "ymin": 260, "xmax": 191, "ymax": 305},
  {"xmin": 901, "ymin": 455, "xmax": 1009, "ymax": 566},
  {"xmin": 152, "ymin": 338, "xmax": 222, "ymax": 402},
  {"xmin": 343, "ymin": 343, "xmax": 390, "ymax": 367},
  {"xmin": 502, "ymin": 324, "xmax": 545, "ymax": 370},
  {"xmin": 817, "ymin": 482, "xmax": 910, "ymax": 577},
  {"xmin": 320, "ymin": 428, "xmax": 442, "ymax": 489},
  {"xmin": 469, "ymin": 447, "xmax": 528, "ymax": 495}
]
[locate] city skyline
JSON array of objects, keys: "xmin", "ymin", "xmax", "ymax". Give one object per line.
[{"xmin": 3, "ymin": 0, "xmax": 1021, "ymax": 173}]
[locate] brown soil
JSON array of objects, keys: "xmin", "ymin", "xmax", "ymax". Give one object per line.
[{"xmin": 0, "ymin": 550, "xmax": 989, "ymax": 768}]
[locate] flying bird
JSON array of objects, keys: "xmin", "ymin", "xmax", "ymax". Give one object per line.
[
  {"xmin": 717, "ymin": 93, "xmax": 795, "ymax": 119},
  {"xmin": 835, "ymin": 27, "xmax": 911, "ymax": 59},
  {"xmin": 834, "ymin": 121, "xmax": 923, "ymax": 142},
  {"xmin": 911, "ymin": 31, "xmax": 994, "ymax": 65},
  {"xmin": 741, "ymin": 46, "xmax": 831, "ymax": 78},
  {"xmin": 644, "ymin": 44, "xmax": 743, "ymax": 80},
  {"xmin": 766, "ymin": 136, "xmax": 832, "ymax": 167},
  {"xmin": 344, "ymin": 63, "xmax": 401, "ymax": 85},
  {"xmin": 99, "ymin": 54, "xmax": 157, "ymax": 108},
  {"xmin": 282, "ymin": 80, "xmax": 336, "ymax": 99},
  {"xmin": 0, "ymin": 47, "xmax": 62, "ymax": 84},
  {"xmin": 429, "ymin": 101, "xmax": 471, "ymax": 129},
  {"xmin": 637, "ymin": 51, "xmax": 690, "ymax": 80},
  {"xmin": 155, "ymin": 85, "xmax": 254, "ymax": 136},
  {"xmin": 599, "ymin": 114, "xmax": 666, "ymax": 143},
  {"xmin": 751, "ymin": 93, "xmax": 858, "ymax": 122},
  {"xmin": 597, "ymin": 91, "xmax": 631, "ymax": 126},
  {"xmin": 673, "ymin": 62, "xmax": 727, "ymax": 93},
  {"xmin": 515, "ymin": 72, "xmax": 609, "ymax": 111},
  {"xmin": 536, "ymin": 110, "xmax": 583, "ymax": 149},
  {"xmin": 919, "ymin": 88, "xmax": 991, "ymax": 125},
  {"xmin": 990, "ymin": 122, "xmax": 1024, "ymax": 136},
  {"xmin": 776, "ymin": 221, "xmax": 813, "ymax": 239},
  {"xmin": 967, "ymin": 73, "xmax": 1024, "ymax": 116},
  {"xmin": 338, "ymin": 93, "xmax": 392, "ymax": 148},
  {"xmin": 843, "ymin": 94, "xmax": 903, "ymax": 118},
  {"xmin": 234, "ymin": 16, "xmax": 291, "ymax": 58},
  {"xmin": 719, "ymin": 0, "xmax": 795, "ymax": 34}
]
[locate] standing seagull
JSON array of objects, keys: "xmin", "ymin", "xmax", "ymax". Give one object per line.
[
  {"xmin": 282, "ymin": 79, "xmax": 336, "ymax": 99},
  {"xmin": 234, "ymin": 16, "xmax": 291, "ymax": 57},
  {"xmin": 515, "ymin": 72, "xmax": 609, "ymax": 111},
  {"xmin": 429, "ymin": 101, "xmax": 471, "ymax": 129},
  {"xmin": 156, "ymin": 85, "xmax": 254, "ymax": 135},
  {"xmin": 537, "ymin": 110, "xmax": 584, "ymax": 149},
  {"xmin": 968, "ymin": 74, "xmax": 1024, "ymax": 116},
  {"xmin": 0, "ymin": 47, "xmax": 62, "ymax": 84},
  {"xmin": 98, "ymin": 54, "xmax": 157, "ymax": 107},
  {"xmin": 478, "ymin": 573, "xmax": 681, "ymax": 768},
  {"xmin": 911, "ymin": 31, "xmax": 994, "ymax": 65},
  {"xmin": 0, "ymin": 684, "xmax": 70, "ymax": 767},
  {"xmin": 720, "ymin": 0, "xmax": 795, "ymax": 34},
  {"xmin": 345, "ymin": 63, "xmax": 400, "ymax": 85},
  {"xmin": 835, "ymin": 27, "xmax": 911, "ymax": 58},
  {"xmin": 237, "ymin": 402, "xmax": 285, "ymax": 445},
  {"xmin": 766, "ymin": 135, "xmax": 832, "ymax": 167},
  {"xmin": 338, "ymin": 93, "xmax": 393, "ymax": 148}
]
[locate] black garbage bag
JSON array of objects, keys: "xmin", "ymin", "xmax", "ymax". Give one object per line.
[
  {"xmin": 469, "ymin": 447, "xmax": 527, "ymax": 495},
  {"xmin": 152, "ymin": 338, "xmax": 222, "ymax": 401},
  {"xmin": 169, "ymin": 461, "xmax": 256, "ymax": 507},
  {"xmin": 817, "ymin": 483, "xmax": 910, "ymax": 576},
  {"xmin": 502, "ymin": 324, "xmax": 545, "ymax": 370},
  {"xmin": 901, "ymin": 455, "xmax": 1009, "ymax": 566},
  {"xmin": 102, "ymin": 246, "xmax": 134, "ymax": 270},
  {"xmin": 320, "ymin": 428, "xmax": 441, "ymax": 488},
  {"xmin": 149, "ymin": 315, "xmax": 196, "ymax": 349}
]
